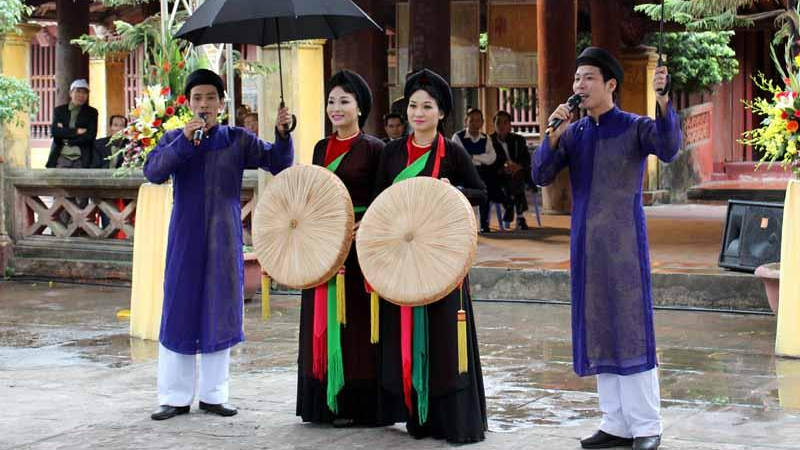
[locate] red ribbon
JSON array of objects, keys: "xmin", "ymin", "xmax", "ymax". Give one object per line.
[{"xmin": 312, "ymin": 283, "xmax": 328, "ymax": 380}]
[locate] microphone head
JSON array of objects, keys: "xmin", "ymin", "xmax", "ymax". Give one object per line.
[
  {"xmin": 567, "ymin": 94, "xmax": 583, "ymax": 110},
  {"xmin": 198, "ymin": 112, "xmax": 208, "ymax": 122}
]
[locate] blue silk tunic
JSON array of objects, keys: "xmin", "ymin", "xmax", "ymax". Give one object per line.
[
  {"xmin": 144, "ymin": 126, "xmax": 293, "ymax": 354},
  {"xmin": 532, "ymin": 104, "xmax": 682, "ymax": 376}
]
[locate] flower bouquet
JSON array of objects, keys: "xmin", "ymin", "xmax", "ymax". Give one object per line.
[
  {"xmin": 739, "ymin": 8, "xmax": 800, "ymax": 180},
  {"xmin": 111, "ymin": 84, "xmax": 192, "ymax": 175},
  {"xmin": 740, "ymin": 71, "xmax": 800, "ymax": 179}
]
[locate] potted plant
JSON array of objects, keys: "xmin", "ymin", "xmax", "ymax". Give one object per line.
[{"xmin": 755, "ymin": 262, "xmax": 781, "ymax": 315}]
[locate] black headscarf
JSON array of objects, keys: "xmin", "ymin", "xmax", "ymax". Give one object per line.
[
  {"xmin": 184, "ymin": 69, "xmax": 225, "ymax": 99},
  {"xmin": 327, "ymin": 69, "xmax": 373, "ymax": 127},
  {"xmin": 403, "ymin": 68, "xmax": 453, "ymax": 120},
  {"xmin": 576, "ymin": 47, "xmax": 624, "ymax": 86}
]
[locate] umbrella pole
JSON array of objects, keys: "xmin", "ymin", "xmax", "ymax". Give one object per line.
[
  {"xmin": 227, "ymin": 43, "xmax": 236, "ymax": 127},
  {"xmin": 656, "ymin": 0, "xmax": 671, "ymax": 100},
  {"xmin": 275, "ymin": 19, "xmax": 296, "ymax": 132},
  {"xmin": 276, "ymin": 18, "xmax": 285, "ymax": 106}
]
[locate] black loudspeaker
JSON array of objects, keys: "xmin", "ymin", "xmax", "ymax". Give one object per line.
[{"xmin": 718, "ymin": 200, "xmax": 784, "ymax": 273}]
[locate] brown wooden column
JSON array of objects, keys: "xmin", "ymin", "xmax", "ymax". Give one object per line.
[
  {"xmin": 408, "ymin": 0, "xmax": 452, "ymax": 132},
  {"xmin": 590, "ymin": 0, "xmax": 621, "ymax": 59},
  {"xmin": 56, "ymin": 0, "xmax": 89, "ymax": 105},
  {"xmin": 332, "ymin": 0, "xmax": 391, "ymax": 137},
  {"xmin": 537, "ymin": 0, "xmax": 577, "ymax": 214}
]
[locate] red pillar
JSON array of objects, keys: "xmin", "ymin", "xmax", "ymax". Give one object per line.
[
  {"xmin": 56, "ymin": 0, "xmax": 90, "ymax": 105},
  {"xmin": 332, "ymin": 0, "xmax": 391, "ymax": 137},
  {"xmin": 590, "ymin": 0, "xmax": 621, "ymax": 59},
  {"xmin": 537, "ymin": 0, "xmax": 577, "ymax": 214},
  {"xmin": 408, "ymin": 0, "xmax": 452, "ymax": 131}
]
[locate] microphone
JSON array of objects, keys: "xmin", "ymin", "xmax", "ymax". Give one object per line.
[
  {"xmin": 545, "ymin": 94, "xmax": 583, "ymax": 135},
  {"xmin": 193, "ymin": 113, "xmax": 208, "ymax": 146}
]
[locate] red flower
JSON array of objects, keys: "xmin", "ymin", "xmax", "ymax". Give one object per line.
[
  {"xmin": 177, "ymin": 61, "xmax": 185, "ymax": 69},
  {"xmin": 152, "ymin": 119, "xmax": 163, "ymax": 128},
  {"xmin": 141, "ymin": 137, "xmax": 152, "ymax": 147},
  {"xmin": 165, "ymin": 106, "xmax": 175, "ymax": 116},
  {"xmin": 177, "ymin": 94, "xmax": 187, "ymax": 105},
  {"xmin": 786, "ymin": 77, "xmax": 792, "ymax": 85},
  {"xmin": 782, "ymin": 111, "xmax": 789, "ymax": 120},
  {"xmin": 162, "ymin": 62, "xmax": 171, "ymax": 72},
  {"xmin": 787, "ymin": 120, "xmax": 799, "ymax": 133},
  {"xmin": 161, "ymin": 87, "xmax": 171, "ymax": 97}
]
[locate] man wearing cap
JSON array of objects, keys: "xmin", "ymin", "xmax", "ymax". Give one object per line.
[
  {"xmin": 532, "ymin": 47, "xmax": 682, "ymax": 450},
  {"xmin": 144, "ymin": 68, "xmax": 294, "ymax": 421},
  {"xmin": 46, "ymin": 79, "xmax": 98, "ymax": 168}
]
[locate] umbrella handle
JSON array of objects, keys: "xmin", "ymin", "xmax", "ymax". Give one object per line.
[
  {"xmin": 279, "ymin": 100, "xmax": 297, "ymax": 133},
  {"xmin": 656, "ymin": 58, "xmax": 671, "ymax": 97}
]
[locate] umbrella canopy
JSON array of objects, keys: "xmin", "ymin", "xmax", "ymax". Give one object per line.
[{"xmin": 174, "ymin": 0, "xmax": 381, "ymax": 46}]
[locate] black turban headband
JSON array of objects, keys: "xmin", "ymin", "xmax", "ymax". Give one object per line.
[
  {"xmin": 327, "ymin": 69, "xmax": 373, "ymax": 127},
  {"xmin": 576, "ymin": 46, "xmax": 624, "ymax": 86},
  {"xmin": 184, "ymin": 68, "xmax": 225, "ymax": 99},
  {"xmin": 403, "ymin": 68, "xmax": 453, "ymax": 120}
]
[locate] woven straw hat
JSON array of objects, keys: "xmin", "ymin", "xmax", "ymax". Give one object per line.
[
  {"xmin": 253, "ymin": 164, "xmax": 354, "ymax": 289},
  {"xmin": 356, "ymin": 177, "xmax": 477, "ymax": 306}
]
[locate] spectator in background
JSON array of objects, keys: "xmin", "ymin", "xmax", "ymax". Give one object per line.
[
  {"xmin": 92, "ymin": 115, "xmax": 128, "ymax": 169},
  {"xmin": 491, "ymin": 110, "xmax": 532, "ymax": 230},
  {"xmin": 452, "ymin": 108, "xmax": 506, "ymax": 233},
  {"xmin": 46, "ymin": 79, "xmax": 98, "ymax": 168},
  {"xmin": 382, "ymin": 112, "xmax": 406, "ymax": 143},
  {"xmin": 235, "ymin": 104, "xmax": 252, "ymax": 127},
  {"xmin": 243, "ymin": 112, "xmax": 259, "ymax": 135}
]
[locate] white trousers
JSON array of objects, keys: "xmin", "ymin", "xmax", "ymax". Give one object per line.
[
  {"xmin": 597, "ymin": 368, "xmax": 662, "ymax": 438},
  {"xmin": 157, "ymin": 344, "xmax": 231, "ymax": 406}
]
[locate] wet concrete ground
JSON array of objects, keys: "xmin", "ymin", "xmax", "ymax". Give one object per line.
[
  {"xmin": 477, "ymin": 204, "xmax": 728, "ymax": 274},
  {"xmin": 2, "ymin": 280, "xmax": 800, "ymax": 449}
]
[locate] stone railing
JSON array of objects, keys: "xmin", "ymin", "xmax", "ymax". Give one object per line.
[{"xmin": 3, "ymin": 168, "xmax": 259, "ymax": 280}]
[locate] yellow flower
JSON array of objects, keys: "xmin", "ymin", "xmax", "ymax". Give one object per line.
[{"xmin": 795, "ymin": 55, "xmax": 800, "ymax": 67}]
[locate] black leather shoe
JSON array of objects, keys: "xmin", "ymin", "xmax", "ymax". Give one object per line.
[
  {"xmin": 633, "ymin": 435, "xmax": 661, "ymax": 450},
  {"xmin": 517, "ymin": 218, "xmax": 529, "ymax": 230},
  {"xmin": 581, "ymin": 430, "xmax": 634, "ymax": 449},
  {"xmin": 199, "ymin": 401, "xmax": 238, "ymax": 417},
  {"xmin": 150, "ymin": 405, "xmax": 190, "ymax": 421}
]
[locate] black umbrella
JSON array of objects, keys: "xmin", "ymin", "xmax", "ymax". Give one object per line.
[{"xmin": 175, "ymin": 0, "xmax": 382, "ymax": 131}]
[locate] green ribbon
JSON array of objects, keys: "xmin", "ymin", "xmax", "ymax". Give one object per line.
[
  {"xmin": 326, "ymin": 152, "xmax": 368, "ymax": 215},
  {"xmin": 325, "ymin": 151, "xmax": 348, "ymax": 173},
  {"xmin": 395, "ymin": 146, "xmax": 433, "ymax": 425},
  {"xmin": 411, "ymin": 305, "xmax": 429, "ymax": 425},
  {"xmin": 393, "ymin": 150, "xmax": 431, "ymax": 184},
  {"xmin": 326, "ymin": 277, "xmax": 344, "ymax": 413}
]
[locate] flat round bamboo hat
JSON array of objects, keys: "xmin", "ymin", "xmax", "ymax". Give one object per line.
[
  {"xmin": 253, "ymin": 164, "xmax": 354, "ymax": 289},
  {"xmin": 356, "ymin": 177, "xmax": 478, "ymax": 306}
]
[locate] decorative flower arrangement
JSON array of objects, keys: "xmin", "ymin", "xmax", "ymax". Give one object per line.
[
  {"xmin": 740, "ymin": 71, "xmax": 800, "ymax": 178},
  {"xmin": 739, "ymin": 8, "xmax": 800, "ymax": 180},
  {"xmin": 111, "ymin": 84, "xmax": 192, "ymax": 174}
]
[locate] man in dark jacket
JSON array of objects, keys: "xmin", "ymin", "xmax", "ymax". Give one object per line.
[
  {"xmin": 491, "ymin": 110, "xmax": 532, "ymax": 230},
  {"xmin": 46, "ymin": 79, "xmax": 98, "ymax": 168}
]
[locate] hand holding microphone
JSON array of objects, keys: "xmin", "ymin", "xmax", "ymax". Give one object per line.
[
  {"xmin": 545, "ymin": 94, "xmax": 583, "ymax": 136},
  {"xmin": 193, "ymin": 113, "xmax": 208, "ymax": 146},
  {"xmin": 183, "ymin": 113, "xmax": 208, "ymax": 145}
]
